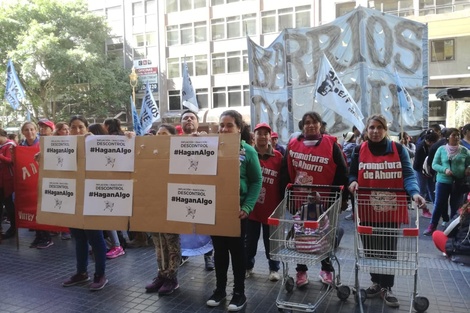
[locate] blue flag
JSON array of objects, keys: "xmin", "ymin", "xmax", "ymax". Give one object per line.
[
  {"xmin": 394, "ymin": 70, "xmax": 416, "ymax": 126},
  {"xmin": 139, "ymin": 82, "xmax": 160, "ymax": 134},
  {"xmin": 130, "ymin": 96, "xmax": 143, "ymax": 136},
  {"xmin": 4, "ymin": 59, "xmax": 26, "ymax": 110},
  {"xmin": 181, "ymin": 60, "xmax": 199, "ymax": 112}
]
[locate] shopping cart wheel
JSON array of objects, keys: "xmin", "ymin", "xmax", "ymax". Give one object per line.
[
  {"xmin": 336, "ymin": 285, "xmax": 350, "ymax": 301},
  {"xmin": 413, "ymin": 296, "xmax": 429, "ymax": 313},
  {"xmin": 285, "ymin": 276, "xmax": 295, "ymax": 293},
  {"xmin": 354, "ymin": 289, "xmax": 367, "ymax": 304}
]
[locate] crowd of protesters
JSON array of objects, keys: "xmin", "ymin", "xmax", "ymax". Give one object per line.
[{"xmin": 1, "ymin": 111, "xmax": 470, "ymax": 312}]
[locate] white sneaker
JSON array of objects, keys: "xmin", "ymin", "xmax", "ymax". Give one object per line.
[
  {"xmin": 245, "ymin": 269, "xmax": 253, "ymax": 278},
  {"xmin": 268, "ymin": 271, "xmax": 280, "ymax": 281}
]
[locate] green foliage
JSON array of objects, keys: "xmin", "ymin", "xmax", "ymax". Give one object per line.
[{"xmin": 0, "ymin": 0, "xmax": 130, "ymax": 124}]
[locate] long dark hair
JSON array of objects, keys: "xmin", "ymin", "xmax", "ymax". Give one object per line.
[
  {"xmin": 219, "ymin": 110, "xmax": 251, "ymax": 143},
  {"xmin": 88, "ymin": 123, "xmax": 108, "ymax": 135},
  {"xmin": 104, "ymin": 118, "xmax": 124, "ymax": 135}
]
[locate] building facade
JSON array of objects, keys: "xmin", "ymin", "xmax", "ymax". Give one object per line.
[{"xmin": 87, "ymin": 0, "xmax": 470, "ymax": 126}]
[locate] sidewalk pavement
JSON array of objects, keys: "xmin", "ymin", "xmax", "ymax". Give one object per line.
[{"xmin": 0, "ymin": 209, "xmax": 469, "ymax": 313}]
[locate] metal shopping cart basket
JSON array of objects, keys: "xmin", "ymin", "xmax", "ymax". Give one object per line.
[
  {"xmin": 268, "ymin": 184, "xmax": 350, "ymax": 312},
  {"xmin": 353, "ymin": 188, "xmax": 429, "ymax": 313}
]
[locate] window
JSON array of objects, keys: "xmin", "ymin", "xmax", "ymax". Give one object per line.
[
  {"xmin": 278, "ymin": 8, "xmax": 293, "ymax": 31},
  {"xmin": 195, "ymin": 54, "xmax": 208, "ymax": 76},
  {"xmin": 227, "ymin": 16, "xmax": 241, "ymax": 38},
  {"xmin": 180, "ymin": 0, "xmax": 192, "ymax": 11},
  {"xmin": 228, "ymin": 86, "xmax": 242, "ymax": 107},
  {"xmin": 181, "ymin": 23, "xmax": 193, "ymax": 44},
  {"xmin": 107, "ymin": 43, "xmax": 124, "ymax": 62},
  {"xmin": 146, "ymin": 0, "xmax": 156, "ymax": 13},
  {"xmin": 262, "ymin": 10, "xmax": 276, "ymax": 34},
  {"xmin": 211, "ymin": 18, "xmax": 225, "ymax": 40},
  {"xmin": 243, "ymin": 13, "xmax": 256, "ymax": 36},
  {"xmin": 196, "ymin": 88, "xmax": 209, "ymax": 108},
  {"xmin": 133, "ymin": 2, "xmax": 144, "ymax": 15},
  {"xmin": 169, "ymin": 90, "xmax": 181, "ymax": 110},
  {"xmin": 185, "ymin": 56, "xmax": 195, "ymax": 76},
  {"xmin": 243, "ymin": 85, "xmax": 249, "ymax": 106},
  {"xmin": 167, "ymin": 25, "xmax": 179, "ymax": 46},
  {"xmin": 194, "ymin": 0, "xmax": 206, "ymax": 8},
  {"xmin": 212, "ymin": 53, "xmax": 225, "ymax": 74},
  {"xmin": 213, "ymin": 87, "xmax": 226, "ymax": 108},
  {"xmin": 168, "ymin": 58, "xmax": 180, "ymax": 78},
  {"xmin": 194, "ymin": 21, "xmax": 207, "ymax": 42},
  {"xmin": 242, "ymin": 50, "xmax": 248, "ymax": 72},
  {"xmin": 211, "ymin": 0, "xmax": 224, "ymax": 5},
  {"xmin": 106, "ymin": 6, "xmax": 123, "ymax": 36},
  {"xmin": 336, "ymin": 2, "xmax": 355, "ymax": 16},
  {"xmin": 227, "ymin": 51, "xmax": 241, "ymax": 73},
  {"xmin": 431, "ymin": 39, "xmax": 454, "ymax": 61},
  {"xmin": 295, "ymin": 5, "xmax": 310, "ymax": 28},
  {"xmin": 166, "ymin": 0, "xmax": 178, "ymax": 13}
]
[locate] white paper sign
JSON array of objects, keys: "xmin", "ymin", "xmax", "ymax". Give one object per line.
[
  {"xmin": 167, "ymin": 183, "xmax": 216, "ymax": 224},
  {"xmin": 169, "ymin": 136, "xmax": 219, "ymax": 175},
  {"xmin": 83, "ymin": 179, "xmax": 134, "ymax": 216},
  {"xmin": 43, "ymin": 136, "xmax": 77, "ymax": 171},
  {"xmin": 41, "ymin": 178, "xmax": 76, "ymax": 214},
  {"xmin": 85, "ymin": 135, "xmax": 135, "ymax": 172}
]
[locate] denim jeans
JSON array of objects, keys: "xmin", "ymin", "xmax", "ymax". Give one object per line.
[
  {"xmin": 245, "ymin": 219, "xmax": 280, "ymax": 272},
  {"xmin": 415, "ymin": 170, "xmax": 436, "ymax": 203},
  {"xmin": 70, "ymin": 228, "xmax": 106, "ymax": 276},
  {"xmin": 431, "ymin": 182, "xmax": 464, "ymax": 226}
]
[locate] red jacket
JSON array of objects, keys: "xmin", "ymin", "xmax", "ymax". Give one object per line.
[
  {"xmin": 249, "ymin": 146, "xmax": 283, "ymax": 224},
  {"xmin": 0, "ymin": 140, "xmax": 16, "ymax": 196}
]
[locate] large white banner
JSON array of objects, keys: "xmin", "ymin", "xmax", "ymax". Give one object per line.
[{"xmin": 248, "ymin": 7, "xmax": 428, "ymax": 141}]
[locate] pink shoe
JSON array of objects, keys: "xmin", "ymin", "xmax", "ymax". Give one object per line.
[
  {"xmin": 421, "ymin": 210, "xmax": 432, "ymax": 219},
  {"xmin": 423, "ymin": 224, "xmax": 436, "ymax": 236},
  {"xmin": 106, "ymin": 246, "xmax": 125, "ymax": 259},
  {"xmin": 319, "ymin": 270, "xmax": 333, "ymax": 285},
  {"xmin": 296, "ymin": 271, "xmax": 309, "ymax": 287}
]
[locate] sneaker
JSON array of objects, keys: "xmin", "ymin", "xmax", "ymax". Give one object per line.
[
  {"xmin": 365, "ymin": 282, "xmax": 382, "ymax": 298},
  {"xmin": 206, "ymin": 289, "xmax": 227, "ymax": 307},
  {"xmin": 63, "ymin": 273, "xmax": 90, "ymax": 287},
  {"xmin": 61, "ymin": 232, "xmax": 71, "ymax": 240},
  {"xmin": 296, "ymin": 271, "xmax": 309, "ymax": 287},
  {"xmin": 344, "ymin": 213, "xmax": 353, "ymax": 220},
  {"xmin": 421, "ymin": 210, "xmax": 432, "ymax": 219},
  {"xmin": 423, "ymin": 224, "xmax": 436, "ymax": 236},
  {"xmin": 106, "ymin": 246, "xmax": 125, "ymax": 259},
  {"xmin": 319, "ymin": 270, "xmax": 333, "ymax": 285},
  {"xmin": 145, "ymin": 275, "xmax": 165, "ymax": 293},
  {"xmin": 227, "ymin": 293, "xmax": 247, "ymax": 312},
  {"xmin": 382, "ymin": 288, "xmax": 399, "ymax": 308},
  {"xmin": 441, "ymin": 221, "xmax": 448, "ymax": 228},
  {"xmin": 158, "ymin": 278, "xmax": 179, "ymax": 295},
  {"xmin": 245, "ymin": 268, "xmax": 254, "ymax": 278},
  {"xmin": 180, "ymin": 256, "xmax": 189, "ymax": 266},
  {"xmin": 268, "ymin": 270, "xmax": 280, "ymax": 282},
  {"xmin": 89, "ymin": 274, "xmax": 108, "ymax": 291},
  {"xmin": 204, "ymin": 255, "xmax": 215, "ymax": 271},
  {"xmin": 29, "ymin": 237, "xmax": 41, "ymax": 248},
  {"xmin": 37, "ymin": 240, "xmax": 54, "ymax": 249}
]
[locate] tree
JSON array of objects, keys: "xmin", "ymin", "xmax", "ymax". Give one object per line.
[{"xmin": 0, "ymin": 0, "xmax": 130, "ymax": 124}]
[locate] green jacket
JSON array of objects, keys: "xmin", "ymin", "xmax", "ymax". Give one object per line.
[
  {"xmin": 239, "ymin": 141, "xmax": 262, "ymax": 214},
  {"xmin": 432, "ymin": 145, "xmax": 470, "ymax": 184}
]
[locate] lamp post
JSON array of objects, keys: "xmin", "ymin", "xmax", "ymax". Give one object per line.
[{"xmin": 129, "ymin": 67, "xmax": 138, "ymax": 104}]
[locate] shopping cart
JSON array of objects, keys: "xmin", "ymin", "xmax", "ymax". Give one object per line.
[
  {"xmin": 353, "ymin": 187, "xmax": 429, "ymax": 313},
  {"xmin": 268, "ymin": 184, "xmax": 350, "ymax": 312}
]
